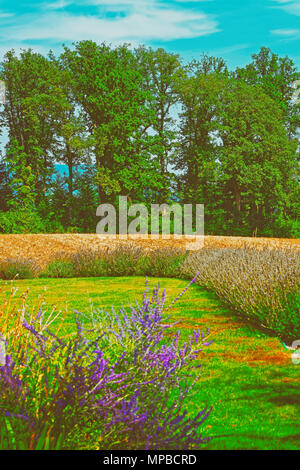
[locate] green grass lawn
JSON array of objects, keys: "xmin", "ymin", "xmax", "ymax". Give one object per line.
[{"xmin": 1, "ymin": 276, "xmax": 299, "ymax": 450}]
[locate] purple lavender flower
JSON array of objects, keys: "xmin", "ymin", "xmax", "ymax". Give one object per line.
[{"xmin": 0, "ymin": 275, "xmax": 212, "ymax": 450}]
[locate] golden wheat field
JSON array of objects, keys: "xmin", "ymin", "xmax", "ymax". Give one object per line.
[{"xmin": 0, "ymin": 234, "xmax": 299, "ymax": 269}]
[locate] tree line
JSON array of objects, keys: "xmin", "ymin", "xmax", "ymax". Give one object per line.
[{"xmin": 0, "ymin": 42, "xmax": 299, "ymax": 236}]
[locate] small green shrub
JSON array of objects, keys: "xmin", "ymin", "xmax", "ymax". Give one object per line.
[
  {"xmin": 260, "ymin": 217, "xmax": 300, "ymax": 239},
  {"xmin": 0, "ymin": 209, "xmax": 46, "ymax": 234},
  {"xmin": 104, "ymin": 244, "xmax": 144, "ymax": 276},
  {"xmin": 40, "ymin": 253, "xmax": 75, "ymax": 278},
  {"xmin": 140, "ymin": 248, "xmax": 187, "ymax": 278},
  {"xmin": 70, "ymin": 250, "xmax": 108, "ymax": 277}
]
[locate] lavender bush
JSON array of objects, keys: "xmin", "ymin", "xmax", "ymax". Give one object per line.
[
  {"xmin": 180, "ymin": 248, "xmax": 300, "ymax": 342},
  {"xmin": 0, "ymin": 276, "xmax": 212, "ymax": 450}
]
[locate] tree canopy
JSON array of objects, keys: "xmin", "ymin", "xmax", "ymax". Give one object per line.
[{"xmin": 0, "ymin": 44, "xmax": 299, "ymax": 237}]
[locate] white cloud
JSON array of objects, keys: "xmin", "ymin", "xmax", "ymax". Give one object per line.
[
  {"xmin": 0, "ymin": 42, "xmax": 50, "ymax": 65},
  {"xmin": 272, "ymin": 28, "xmax": 300, "ymax": 34},
  {"xmin": 273, "ymin": 0, "xmax": 300, "ymax": 16},
  {"xmin": 210, "ymin": 43, "xmax": 250, "ymax": 55},
  {"xmin": 0, "ymin": 43, "xmax": 48, "ymax": 57},
  {"xmin": 0, "ymin": 12, "xmax": 13, "ymax": 18},
  {"xmin": 271, "ymin": 28, "xmax": 300, "ymax": 39},
  {"xmin": 43, "ymin": 0, "xmax": 71, "ymax": 9},
  {"xmin": 0, "ymin": 1, "xmax": 219, "ymax": 44}
]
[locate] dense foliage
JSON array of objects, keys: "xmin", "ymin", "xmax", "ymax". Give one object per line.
[{"xmin": 0, "ymin": 44, "xmax": 299, "ymax": 237}]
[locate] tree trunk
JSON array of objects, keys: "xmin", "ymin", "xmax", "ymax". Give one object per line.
[
  {"xmin": 66, "ymin": 142, "xmax": 73, "ymax": 224},
  {"xmin": 235, "ymin": 187, "xmax": 241, "ymax": 212}
]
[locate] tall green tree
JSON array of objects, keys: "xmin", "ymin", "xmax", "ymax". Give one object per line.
[
  {"xmin": 235, "ymin": 47, "xmax": 300, "ymax": 138},
  {"xmin": 176, "ymin": 73, "xmax": 224, "ymax": 201},
  {"xmin": 62, "ymin": 41, "xmax": 161, "ymax": 204},
  {"xmin": 5, "ymin": 141, "xmax": 37, "ymax": 209},
  {"xmin": 73, "ymin": 165, "xmax": 99, "ymax": 233},
  {"xmin": 50, "ymin": 53, "xmax": 93, "ymax": 224},
  {"xmin": 0, "ymin": 43, "xmax": 298, "ymax": 236},
  {"xmin": 174, "ymin": 55, "xmax": 228, "ymax": 211},
  {"xmin": 0, "ymin": 49, "xmax": 66, "ymax": 206},
  {"xmin": 0, "ymin": 161, "xmax": 12, "ymax": 211},
  {"xmin": 217, "ymin": 79, "xmax": 298, "ymax": 234},
  {"xmin": 134, "ymin": 46, "xmax": 184, "ymax": 201}
]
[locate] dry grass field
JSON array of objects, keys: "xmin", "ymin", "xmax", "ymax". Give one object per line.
[{"xmin": 0, "ymin": 233, "xmax": 299, "ymax": 269}]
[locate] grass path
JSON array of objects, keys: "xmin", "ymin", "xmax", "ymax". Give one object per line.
[{"xmin": 1, "ymin": 276, "xmax": 299, "ymax": 450}]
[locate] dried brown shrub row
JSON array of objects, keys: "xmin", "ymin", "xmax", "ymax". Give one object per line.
[{"xmin": 0, "ymin": 234, "xmax": 298, "ymax": 269}]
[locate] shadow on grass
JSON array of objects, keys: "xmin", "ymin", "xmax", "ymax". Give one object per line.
[{"xmin": 239, "ymin": 381, "xmax": 300, "ymax": 405}]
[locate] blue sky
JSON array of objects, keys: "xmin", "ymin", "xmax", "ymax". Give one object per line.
[{"xmin": 0, "ymin": 0, "xmax": 299, "ymax": 70}]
